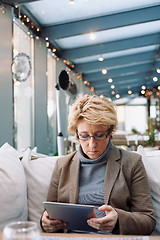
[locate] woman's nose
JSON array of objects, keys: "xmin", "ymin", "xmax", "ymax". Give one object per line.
[{"xmin": 88, "ymin": 136, "xmax": 97, "ymax": 146}]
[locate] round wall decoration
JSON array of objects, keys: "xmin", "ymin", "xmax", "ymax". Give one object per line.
[{"xmin": 11, "ymin": 53, "xmax": 32, "ymax": 82}]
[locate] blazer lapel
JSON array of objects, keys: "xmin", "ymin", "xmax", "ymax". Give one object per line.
[
  {"xmin": 104, "ymin": 145, "xmax": 121, "ymax": 204},
  {"xmin": 69, "ymin": 152, "xmax": 80, "ymax": 203}
]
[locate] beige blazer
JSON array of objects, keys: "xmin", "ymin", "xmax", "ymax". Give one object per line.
[{"xmin": 47, "ymin": 145, "xmax": 156, "ymax": 235}]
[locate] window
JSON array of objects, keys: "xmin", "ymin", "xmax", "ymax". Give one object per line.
[
  {"xmin": 47, "ymin": 53, "xmax": 57, "ymax": 155},
  {"xmin": 13, "ymin": 21, "xmax": 34, "ymax": 151}
]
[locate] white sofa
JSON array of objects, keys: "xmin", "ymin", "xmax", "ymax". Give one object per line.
[
  {"xmin": 0, "ymin": 143, "xmax": 59, "ymax": 231},
  {"xmin": 0, "ymin": 143, "xmax": 160, "ymax": 235},
  {"xmin": 137, "ymin": 146, "xmax": 160, "ymax": 236}
]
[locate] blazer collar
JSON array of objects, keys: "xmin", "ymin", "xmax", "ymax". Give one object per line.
[
  {"xmin": 104, "ymin": 145, "xmax": 121, "ymax": 204},
  {"xmin": 69, "ymin": 152, "xmax": 80, "ymax": 203}
]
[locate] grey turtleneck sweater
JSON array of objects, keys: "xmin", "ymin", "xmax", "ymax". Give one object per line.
[{"xmin": 78, "ymin": 139, "xmax": 112, "ymax": 218}]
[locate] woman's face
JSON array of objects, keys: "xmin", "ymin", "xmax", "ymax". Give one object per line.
[{"xmin": 77, "ymin": 120, "xmax": 110, "ymax": 159}]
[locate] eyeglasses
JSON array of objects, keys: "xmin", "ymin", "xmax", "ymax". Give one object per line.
[{"xmin": 77, "ymin": 131, "xmax": 109, "ymax": 141}]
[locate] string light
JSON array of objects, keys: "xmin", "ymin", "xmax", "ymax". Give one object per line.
[
  {"xmin": 91, "ymin": 87, "xmax": 95, "ymax": 92},
  {"xmin": 31, "ymin": 22, "xmax": 34, "ymax": 29},
  {"xmin": 108, "ymin": 78, "xmax": 113, "ymax": 83},
  {"xmin": 98, "ymin": 56, "xmax": 104, "ymax": 62},
  {"xmin": 115, "ymin": 94, "xmax": 120, "ymax": 99},
  {"xmin": 84, "ymin": 80, "xmax": 90, "ymax": 85},
  {"xmin": 77, "ymin": 73, "xmax": 82, "ymax": 80},
  {"xmin": 142, "ymin": 86, "xmax": 160, "ymax": 99},
  {"xmin": 0, "ymin": 3, "xmax": 6, "ymax": 14},
  {"xmin": 102, "ymin": 69, "xmax": 107, "ymax": 74},
  {"xmin": 46, "ymin": 42, "xmax": 49, "ymax": 47},
  {"xmin": 141, "ymin": 85, "xmax": 146, "ymax": 90},
  {"xmin": 153, "ymin": 76, "xmax": 158, "ymax": 82}
]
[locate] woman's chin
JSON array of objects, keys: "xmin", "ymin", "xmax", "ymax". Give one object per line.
[{"xmin": 87, "ymin": 152, "xmax": 101, "ymax": 159}]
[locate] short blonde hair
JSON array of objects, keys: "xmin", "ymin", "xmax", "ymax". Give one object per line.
[{"xmin": 68, "ymin": 94, "xmax": 118, "ymax": 134}]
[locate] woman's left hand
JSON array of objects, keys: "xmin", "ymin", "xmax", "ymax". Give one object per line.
[{"xmin": 87, "ymin": 205, "xmax": 118, "ymax": 233}]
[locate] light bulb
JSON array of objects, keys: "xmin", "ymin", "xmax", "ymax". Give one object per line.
[{"xmin": 102, "ymin": 69, "xmax": 107, "ymax": 74}]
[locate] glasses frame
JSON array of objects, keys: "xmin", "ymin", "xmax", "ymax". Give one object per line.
[{"xmin": 76, "ymin": 130, "xmax": 110, "ymax": 141}]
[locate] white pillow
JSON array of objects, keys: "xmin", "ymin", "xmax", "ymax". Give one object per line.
[
  {"xmin": 21, "ymin": 148, "xmax": 58, "ymax": 227},
  {"xmin": 0, "ymin": 143, "xmax": 28, "ymax": 231},
  {"xmin": 137, "ymin": 145, "xmax": 160, "ymax": 235},
  {"xmin": 18, "ymin": 147, "xmax": 47, "ymax": 159}
]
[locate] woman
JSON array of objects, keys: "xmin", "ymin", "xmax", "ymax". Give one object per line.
[{"xmin": 41, "ymin": 94, "xmax": 155, "ymax": 235}]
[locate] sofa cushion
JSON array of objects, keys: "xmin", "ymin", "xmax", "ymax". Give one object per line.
[
  {"xmin": 0, "ymin": 143, "xmax": 28, "ymax": 231},
  {"xmin": 137, "ymin": 146, "xmax": 160, "ymax": 235},
  {"xmin": 21, "ymin": 148, "xmax": 58, "ymax": 227},
  {"xmin": 18, "ymin": 147, "xmax": 47, "ymax": 159}
]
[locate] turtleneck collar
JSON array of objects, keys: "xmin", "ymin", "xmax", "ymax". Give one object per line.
[{"xmin": 78, "ymin": 138, "xmax": 112, "ymax": 164}]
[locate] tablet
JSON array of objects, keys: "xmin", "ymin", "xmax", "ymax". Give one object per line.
[{"xmin": 43, "ymin": 201, "xmax": 96, "ymax": 232}]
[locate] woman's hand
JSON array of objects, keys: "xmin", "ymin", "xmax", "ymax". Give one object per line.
[
  {"xmin": 41, "ymin": 211, "xmax": 67, "ymax": 233},
  {"xmin": 87, "ymin": 205, "xmax": 118, "ymax": 233}
]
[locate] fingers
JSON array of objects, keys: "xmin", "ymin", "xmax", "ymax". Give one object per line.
[
  {"xmin": 87, "ymin": 218, "xmax": 113, "ymax": 232},
  {"xmin": 87, "ymin": 216, "xmax": 112, "ymax": 231},
  {"xmin": 98, "ymin": 204, "xmax": 113, "ymax": 212},
  {"xmin": 42, "ymin": 211, "xmax": 67, "ymax": 233},
  {"xmin": 87, "ymin": 205, "xmax": 118, "ymax": 233},
  {"xmin": 43, "ymin": 219, "xmax": 65, "ymax": 233}
]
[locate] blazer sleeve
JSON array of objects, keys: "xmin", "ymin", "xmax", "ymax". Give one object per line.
[
  {"xmin": 113, "ymin": 154, "xmax": 156, "ymax": 235},
  {"xmin": 46, "ymin": 151, "xmax": 77, "ymax": 203},
  {"xmin": 47, "ymin": 159, "xmax": 60, "ymax": 202}
]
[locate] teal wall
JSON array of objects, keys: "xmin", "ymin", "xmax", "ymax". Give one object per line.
[{"xmin": 0, "ymin": 5, "xmax": 13, "ymax": 147}]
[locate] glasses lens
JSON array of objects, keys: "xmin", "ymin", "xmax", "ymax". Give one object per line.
[
  {"xmin": 78, "ymin": 133, "xmax": 107, "ymax": 141},
  {"xmin": 94, "ymin": 134, "xmax": 106, "ymax": 140},
  {"xmin": 78, "ymin": 134, "xmax": 90, "ymax": 140}
]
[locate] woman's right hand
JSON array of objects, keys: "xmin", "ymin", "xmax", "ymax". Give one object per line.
[{"xmin": 41, "ymin": 210, "xmax": 67, "ymax": 233}]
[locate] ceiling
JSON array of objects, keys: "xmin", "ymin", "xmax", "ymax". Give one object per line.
[{"xmin": 4, "ymin": 0, "xmax": 160, "ymax": 100}]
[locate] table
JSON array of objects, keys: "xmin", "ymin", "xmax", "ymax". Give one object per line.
[
  {"xmin": 1, "ymin": 232, "xmax": 160, "ymax": 240},
  {"xmin": 41, "ymin": 233, "xmax": 160, "ymax": 240}
]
